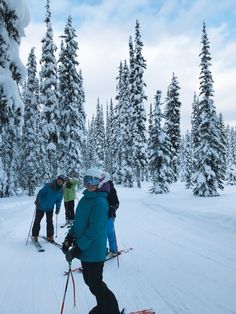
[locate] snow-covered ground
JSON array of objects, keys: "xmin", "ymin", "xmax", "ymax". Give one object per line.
[{"xmin": 0, "ymin": 182, "xmax": 236, "ymax": 314}]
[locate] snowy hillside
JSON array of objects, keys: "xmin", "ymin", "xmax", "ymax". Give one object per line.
[{"xmin": 0, "ymin": 182, "xmax": 236, "ymax": 314}]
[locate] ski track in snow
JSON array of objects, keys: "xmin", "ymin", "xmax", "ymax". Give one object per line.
[{"xmin": 0, "ymin": 183, "xmax": 236, "ymax": 314}]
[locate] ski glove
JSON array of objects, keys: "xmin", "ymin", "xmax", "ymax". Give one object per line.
[
  {"xmin": 65, "ymin": 244, "xmax": 82, "ymax": 263},
  {"xmin": 55, "ymin": 208, "xmax": 60, "ymax": 215},
  {"xmin": 108, "ymin": 204, "xmax": 119, "ymax": 218},
  {"xmin": 62, "ymin": 234, "xmax": 75, "ymax": 254}
]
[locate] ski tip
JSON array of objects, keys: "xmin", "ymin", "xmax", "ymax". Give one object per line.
[{"xmin": 129, "ymin": 309, "xmax": 155, "ymax": 314}]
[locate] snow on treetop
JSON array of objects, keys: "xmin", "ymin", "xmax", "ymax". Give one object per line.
[{"xmin": 5, "ymin": 0, "xmax": 30, "ymax": 34}]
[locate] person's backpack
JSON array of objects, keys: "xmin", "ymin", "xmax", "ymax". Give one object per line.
[{"xmin": 107, "ymin": 181, "xmax": 119, "ymax": 217}]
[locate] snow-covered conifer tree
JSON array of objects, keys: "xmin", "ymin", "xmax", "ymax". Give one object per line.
[
  {"xmin": 216, "ymin": 113, "xmax": 226, "ymax": 188},
  {"xmin": 57, "ymin": 15, "xmax": 86, "ymax": 180},
  {"xmin": 85, "ymin": 117, "xmax": 96, "ymax": 168},
  {"xmin": 225, "ymin": 124, "xmax": 231, "ymax": 166},
  {"xmin": 0, "ymin": 0, "xmax": 29, "ymax": 196},
  {"xmin": 147, "ymin": 103, "xmax": 153, "ymax": 181},
  {"xmin": 164, "ymin": 73, "xmax": 181, "ymax": 182},
  {"xmin": 183, "ymin": 130, "xmax": 193, "ymax": 189},
  {"xmin": 39, "ymin": 0, "xmax": 58, "ymax": 181},
  {"xmin": 149, "ymin": 90, "xmax": 173, "ymax": 193},
  {"xmin": 112, "ymin": 62, "xmax": 123, "ymax": 183},
  {"xmin": 129, "ymin": 20, "xmax": 147, "ymax": 188},
  {"xmin": 191, "ymin": 92, "xmax": 200, "ymax": 150},
  {"xmin": 226, "ymin": 126, "xmax": 236, "ymax": 185},
  {"xmin": 115, "ymin": 60, "xmax": 134, "ymax": 186},
  {"xmin": 92, "ymin": 99, "xmax": 105, "ymax": 169},
  {"xmin": 105, "ymin": 99, "xmax": 114, "ymax": 176},
  {"xmin": 179, "ymin": 137, "xmax": 185, "ymax": 182},
  {"xmin": 231, "ymin": 127, "xmax": 236, "ymax": 165},
  {"xmin": 192, "ymin": 22, "xmax": 225, "ymax": 196},
  {"xmin": 191, "ymin": 92, "xmax": 200, "ymax": 174},
  {"xmin": 0, "ymin": 151, "xmax": 7, "ymax": 197},
  {"xmin": 21, "ymin": 47, "xmax": 40, "ymax": 195}
]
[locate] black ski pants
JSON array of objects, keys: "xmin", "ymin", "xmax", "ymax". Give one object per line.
[
  {"xmin": 81, "ymin": 261, "xmax": 120, "ymax": 314},
  {"xmin": 64, "ymin": 200, "xmax": 75, "ymax": 221},
  {"xmin": 32, "ymin": 209, "xmax": 54, "ymax": 237}
]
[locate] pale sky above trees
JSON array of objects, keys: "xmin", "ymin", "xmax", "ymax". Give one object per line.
[{"xmin": 20, "ymin": 0, "xmax": 236, "ymax": 132}]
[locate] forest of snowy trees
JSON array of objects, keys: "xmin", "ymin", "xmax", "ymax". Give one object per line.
[{"xmin": 0, "ymin": 0, "xmax": 236, "ymax": 198}]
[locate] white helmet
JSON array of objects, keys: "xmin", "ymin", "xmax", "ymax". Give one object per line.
[
  {"xmin": 84, "ymin": 168, "xmax": 103, "ymax": 178},
  {"xmin": 83, "ymin": 168, "xmax": 111, "ymax": 188}
]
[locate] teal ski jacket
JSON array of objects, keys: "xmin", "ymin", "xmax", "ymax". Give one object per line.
[
  {"xmin": 35, "ymin": 181, "xmax": 63, "ymax": 212},
  {"xmin": 68, "ymin": 189, "xmax": 108, "ymax": 262}
]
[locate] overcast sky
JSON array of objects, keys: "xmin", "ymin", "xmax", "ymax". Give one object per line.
[{"xmin": 20, "ymin": 0, "xmax": 236, "ymax": 132}]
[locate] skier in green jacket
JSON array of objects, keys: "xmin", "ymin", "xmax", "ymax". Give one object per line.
[{"xmin": 63, "ymin": 177, "xmax": 79, "ymax": 226}]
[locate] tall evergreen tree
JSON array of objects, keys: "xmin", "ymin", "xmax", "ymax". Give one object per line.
[
  {"xmin": 114, "ymin": 60, "xmax": 134, "ymax": 186},
  {"xmin": 226, "ymin": 126, "xmax": 236, "ymax": 185},
  {"xmin": 0, "ymin": 0, "xmax": 29, "ymax": 196},
  {"xmin": 179, "ymin": 136, "xmax": 185, "ymax": 182},
  {"xmin": 20, "ymin": 48, "xmax": 40, "ymax": 195},
  {"xmin": 231, "ymin": 127, "xmax": 236, "ymax": 164},
  {"xmin": 191, "ymin": 92, "xmax": 201, "ymax": 150},
  {"xmin": 85, "ymin": 117, "xmax": 95, "ymax": 168},
  {"xmin": 147, "ymin": 103, "xmax": 153, "ymax": 181},
  {"xmin": 112, "ymin": 62, "xmax": 123, "ymax": 183},
  {"xmin": 129, "ymin": 20, "xmax": 147, "ymax": 188},
  {"xmin": 216, "ymin": 113, "xmax": 226, "ymax": 188},
  {"xmin": 225, "ymin": 124, "xmax": 231, "ymax": 166},
  {"xmin": 192, "ymin": 22, "xmax": 225, "ymax": 196},
  {"xmin": 183, "ymin": 130, "xmax": 193, "ymax": 189},
  {"xmin": 191, "ymin": 92, "xmax": 200, "ymax": 174},
  {"xmin": 0, "ymin": 150, "xmax": 7, "ymax": 198},
  {"xmin": 57, "ymin": 15, "xmax": 86, "ymax": 180},
  {"xmin": 105, "ymin": 99, "xmax": 114, "ymax": 176},
  {"xmin": 164, "ymin": 73, "xmax": 181, "ymax": 182},
  {"xmin": 39, "ymin": 0, "xmax": 58, "ymax": 181},
  {"xmin": 92, "ymin": 99, "xmax": 105, "ymax": 169},
  {"xmin": 149, "ymin": 90, "xmax": 173, "ymax": 193}
]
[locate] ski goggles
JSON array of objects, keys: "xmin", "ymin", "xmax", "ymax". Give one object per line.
[{"xmin": 83, "ymin": 176, "xmax": 100, "ymax": 186}]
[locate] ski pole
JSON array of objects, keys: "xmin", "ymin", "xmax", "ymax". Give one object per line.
[
  {"xmin": 114, "ymin": 224, "xmax": 120, "ymax": 268},
  {"xmin": 55, "ymin": 214, "xmax": 58, "ymax": 238},
  {"xmin": 26, "ymin": 208, "xmax": 36, "ymax": 246},
  {"xmin": 60, "ymin": 262, "xmax": 76, "ymax": 314},
  {"xmin": 71, "ymin": 264, "xmax": 76, "ymax": 307}
]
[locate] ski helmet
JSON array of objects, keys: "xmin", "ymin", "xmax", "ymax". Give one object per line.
[{"xmin": 83, "ymin": 169, "xmax": 110, "ymax": 188}]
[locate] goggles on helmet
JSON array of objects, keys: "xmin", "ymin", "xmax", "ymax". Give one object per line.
[{"xmin": 83, "ymin": 176, "xmax": 100, "ymax": 186}]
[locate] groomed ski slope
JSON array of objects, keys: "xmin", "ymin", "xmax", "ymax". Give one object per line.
[{"xmin": 0, "ymin": 182, "xmax": 236, "ymax": 314}]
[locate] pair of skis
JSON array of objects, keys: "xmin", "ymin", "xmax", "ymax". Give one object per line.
[
  {"xmin": 39, "ymin": 235, "xmax": 62, "ymax": 248},
  {"xmin": 29, "ymin": 241, "xmax": 155, "ymax": 314},
  {"xmin": 63, "ymin": 248, "xmax": 155, "ymax": 314},
  {"xmin": 31, "ymin": 235, "xmax": 62, "ymax": 252},
  {"xmin": 64, "ymin": 247, "xmax": 133, "ymax": 275},
  {"xmin": 31, "ymin": 236, "xmax": 45, "ymax": 252}
]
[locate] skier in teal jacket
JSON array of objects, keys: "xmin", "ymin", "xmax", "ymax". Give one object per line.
[
  {"xmin": 62, "ymin": 168, "xmax": 121, "ymax": 314},
  {"xmin": 66, "ymin": 188, "xmax": 108, "ymax": 262},
  {"xmin": 32, "ymin": 175, "xmax": 65, "ymax": 242}
]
